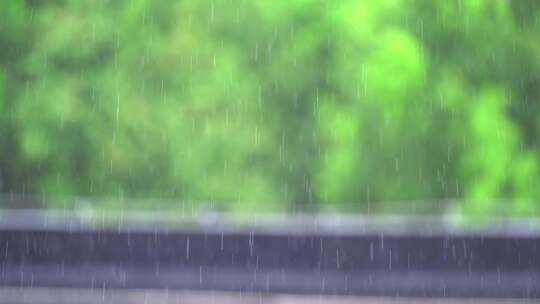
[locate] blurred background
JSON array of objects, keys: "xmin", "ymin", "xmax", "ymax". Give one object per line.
[{"xmin": 1, "ymin": 0, "xmax": 540, "ymax": 218}]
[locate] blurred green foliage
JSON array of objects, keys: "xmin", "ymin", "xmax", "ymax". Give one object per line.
[{"xmin": 1, "ymin": 0, "xmax": 540, "ymax": 216}]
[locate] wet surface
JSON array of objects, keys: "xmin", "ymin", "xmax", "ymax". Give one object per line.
[{"xmin": 0, "ymin": 288, "xmax": 535, "ymax": 304}]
